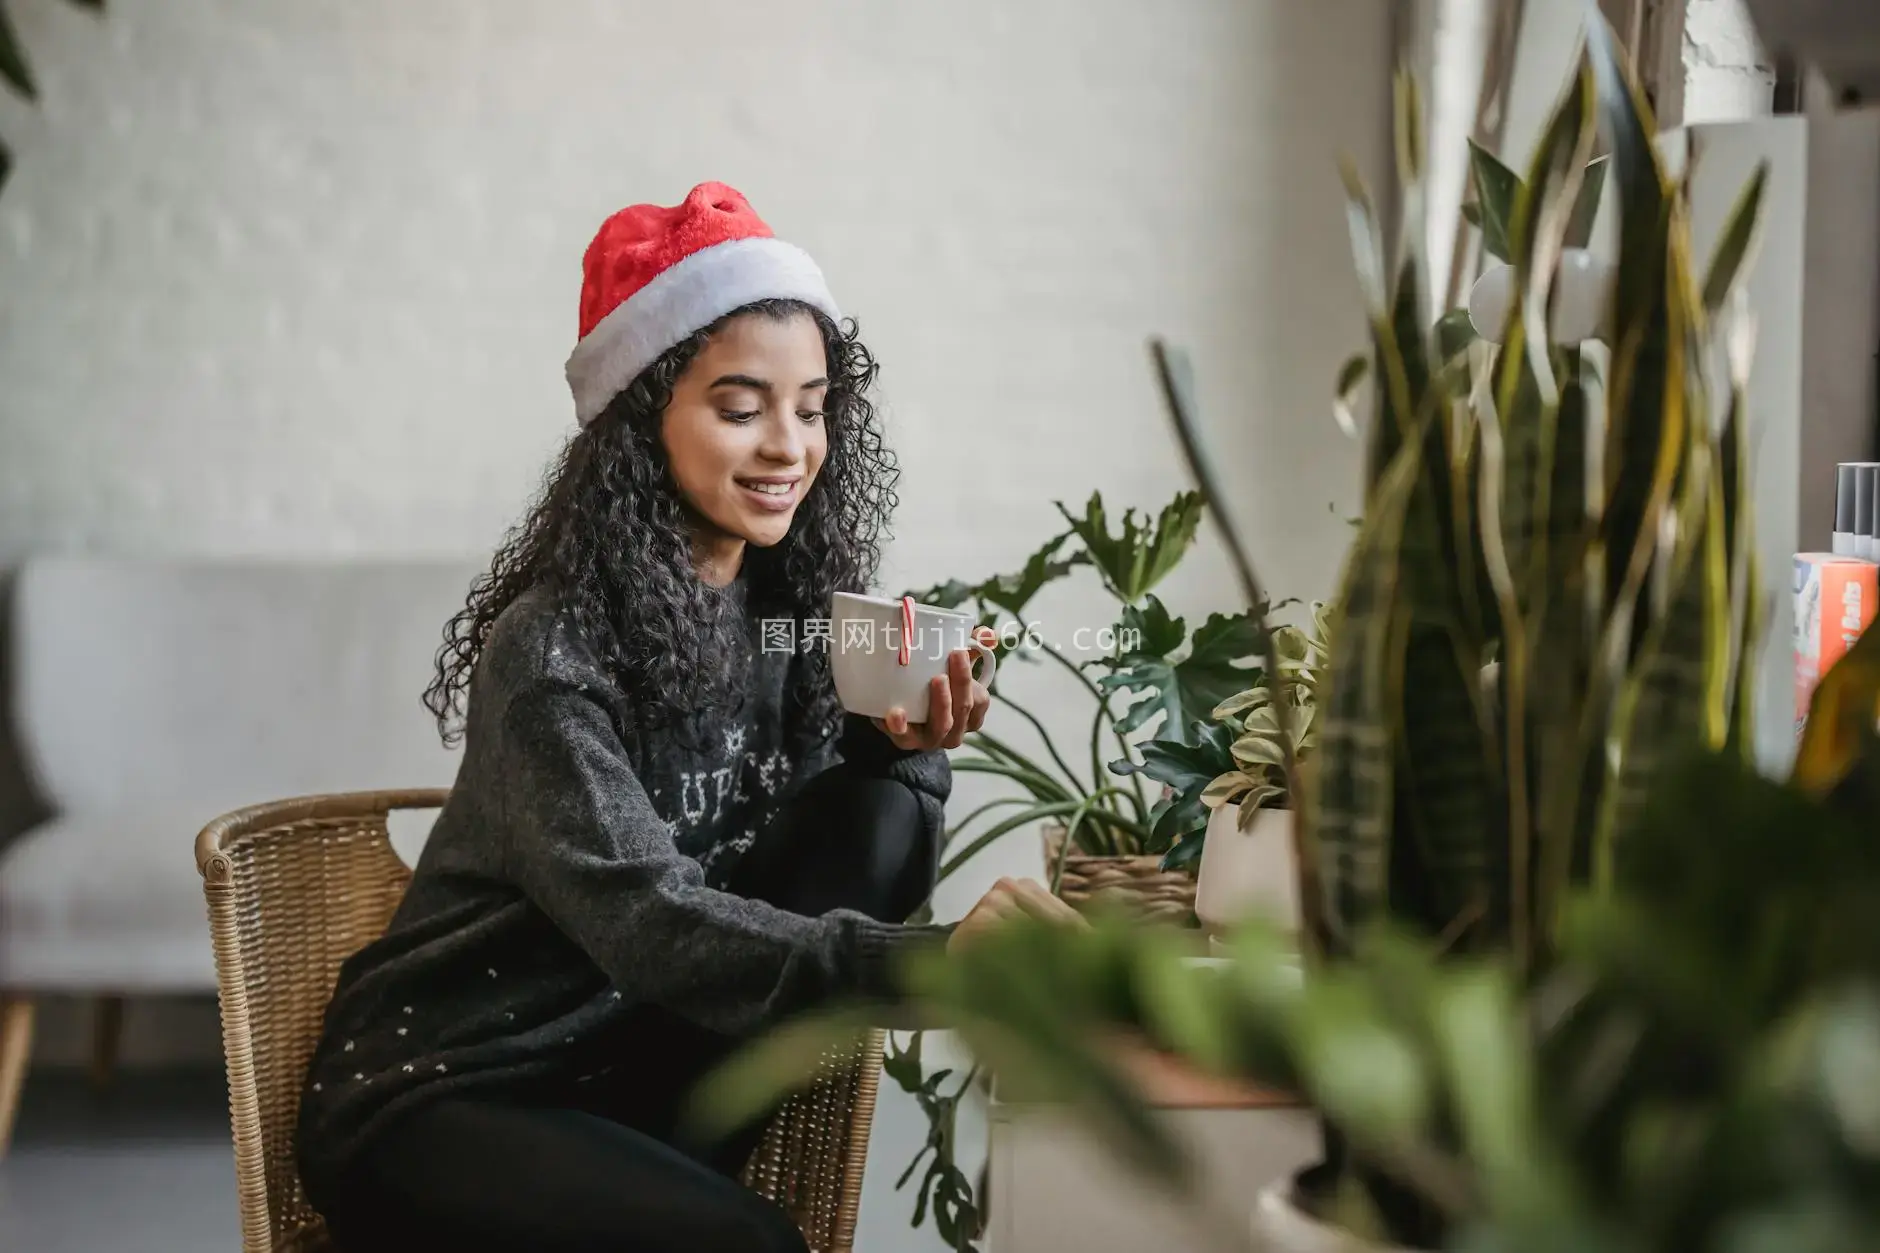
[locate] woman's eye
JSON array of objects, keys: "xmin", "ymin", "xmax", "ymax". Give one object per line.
[
  {"xmin": 797, "ymin": 410, "xmax": 825, "ymax": 423},
  {"xmin": 719, "ymin": 410, "xmax": 760, "ymax": 423}
]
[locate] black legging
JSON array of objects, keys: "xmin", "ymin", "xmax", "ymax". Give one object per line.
[{"xmin": 308, "ymin": 764, "xmax": 934, "ymax": 1253}]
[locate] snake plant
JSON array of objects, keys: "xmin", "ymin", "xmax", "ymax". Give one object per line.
[{"xmin": 1307, "ymin": 19, "xmax": 1768, "ymax": 977}]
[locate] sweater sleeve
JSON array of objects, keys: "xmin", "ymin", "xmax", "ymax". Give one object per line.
[{"xmin": 495, "ymin": 676, "xmax": 952, "ymax": 1035}]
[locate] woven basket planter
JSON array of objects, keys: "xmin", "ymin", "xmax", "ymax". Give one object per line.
[{"xmin": 1041, "ymin": 824, "xmax": 1197, "ymax": 925}]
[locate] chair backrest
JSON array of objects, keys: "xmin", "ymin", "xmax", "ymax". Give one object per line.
[
  {"xmin": 11, "ymin": 556, "xmax": 478, "ymax": 817},
  {"xmin": 196, "ymin": 790, "xmax": 885, "ymax": 1253},
  {"xmin": 197, "ymin": 790, "xmax": 438, "ymax": 1253}
]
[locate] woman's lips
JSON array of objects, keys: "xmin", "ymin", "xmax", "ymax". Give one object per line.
[{"xmin": 736, "ymin": 478, "xmax": 800, "ymax": 512}]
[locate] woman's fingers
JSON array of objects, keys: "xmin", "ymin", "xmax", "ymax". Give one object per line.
[
  {"xmin": 943, "ymin": 650, "xmax": 975, "ymax": 749},
  {"xmin": 925, "ymin": 673, "xmax": 956, "ymax": 749},
  {"xmin": 1010, "ymin": 878, "xmax": 1087, "ymax": 925}
]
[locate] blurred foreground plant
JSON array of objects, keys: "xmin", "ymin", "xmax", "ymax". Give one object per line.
[{"xmin": 695, "ymin": 615, "xmax": 1880, "ymax": 1252}]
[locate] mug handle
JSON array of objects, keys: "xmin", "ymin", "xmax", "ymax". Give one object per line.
[{"xmin": 968, "ymin": 637, "xmax": 998, "ymax": 691}]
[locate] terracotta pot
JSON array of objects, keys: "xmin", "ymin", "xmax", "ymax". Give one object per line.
[
  {"xmin": 1194, "ymin": 802, "xmax": 1298, "ymax": 947},
  {"xmin": 1039, "ymin": 824, "xmax": 1196, "ymax": 925},
  {"xmin": 1252, "ymin": 1175, "xmax": 1419, "ymax": 1253}
]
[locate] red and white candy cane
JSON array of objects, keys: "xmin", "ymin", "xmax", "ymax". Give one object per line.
[{"xmin": 898, "ymin": 596, "xmax": 915, "ymax": 665}]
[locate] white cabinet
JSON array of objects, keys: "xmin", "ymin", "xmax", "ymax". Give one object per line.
[{"xmin": 985, "ymin": 1065, "xmax": 1318, "ymax": 1253}]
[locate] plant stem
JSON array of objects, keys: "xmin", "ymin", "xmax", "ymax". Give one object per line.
[
  {"xmin": 990, "ymin": 689, "xmax": 1087, "ymax": 795},
  {"xmin": 971, "ymin": 725, "xmax": 1078, "ymax": 800},
  {"xmin": 1036, "ymin": 642, "xmax": 1149, "ymax": 822},
  {"xmin": 952, "ymin": 758, "xmax": 1075, "ymax": 804},
  {"xmin": 939, "ymin": 788, "xmax": 1144, "ymax": 881},
  {"xmin": 943, "ymin": 795, "xmax": 1033, "ymax": 851},
  {"xmin": 939, "ymin": 800, "xmax": 1089, "ymax": 882}
]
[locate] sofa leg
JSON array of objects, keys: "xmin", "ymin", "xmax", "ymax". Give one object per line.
[{"xmin": 0, "ymin": 995, "xmax": 34, "ymax": 1157}]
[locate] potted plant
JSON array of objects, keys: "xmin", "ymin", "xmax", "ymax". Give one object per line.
[
  {"xmin": 902, "ymin": 489, "xmax": 1271, "ymax": 923},
  {"xmin": 1114, "ymin": 602, "xmax": 1331, "ymax": 946},
  {"xmin": 860, "ymin": 490, "xmax": 1270, "ymax": 1250}
]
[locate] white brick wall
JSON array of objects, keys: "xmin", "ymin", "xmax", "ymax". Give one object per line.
[
  {"xmin": 1683, "ymin": 0, "xmax": 1776, "ymax": 123},
  {"xmin": 0, "ymin": 0, "xmax": 1382, "ymax": 600},
  {"xmin": 0, "ymin": 2, "xmax": 1390, "ymax": 1247}
]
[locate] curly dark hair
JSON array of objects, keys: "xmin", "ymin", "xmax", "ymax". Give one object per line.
[{"xmin": 423, "ymin": 298, "xmax": 897, "ymax": 749}]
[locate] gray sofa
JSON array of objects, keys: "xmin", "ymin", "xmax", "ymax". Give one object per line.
[{"xmin": 0, "ymin": 556, "xmax": 477, "ymax": 1149}]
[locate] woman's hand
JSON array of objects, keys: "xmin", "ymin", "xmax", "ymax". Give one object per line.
[
  {"xmin": 947, "ymin": 876, "xmax": 1088, "ymax": 956},
  {"xmin": 872, "ymin": 625, "xmax": 996, "ymax": 751}
]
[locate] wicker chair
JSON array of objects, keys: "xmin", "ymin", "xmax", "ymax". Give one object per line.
[{"xmin": 195, "ymin": 789, "xmax": 884, "ymax": 1253}]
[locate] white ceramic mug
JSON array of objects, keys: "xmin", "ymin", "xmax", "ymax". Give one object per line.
[{"xmin": 829, "ymin": 591, "xmax": 997, "ymax": 723}]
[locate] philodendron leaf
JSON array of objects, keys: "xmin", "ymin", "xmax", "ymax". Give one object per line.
[
  {"xmin": 1059, "ymin": 490, "xmax": 1204, "ymax": 605},
  {"xmin": 1150, "ymin": 778, "xmax": 1209, "ymax": 847},
  {"xmin": 1113, "ymin": 720, "xmax": 1237, "ymax": 790},
  {"xmin": 1468, "ymin": 138, "xmax": 1524, "ymax": 263},
  {"xmin": 1159, "ymin": 833, "xmax": 1206, "ymax": 872},
  {"xmin": 979, "ymin": 530, "xmax": 1087, "ymax": 616},
  {"xmin": 901, "ymin": 578, "xmax": 977, "ymax": 610},
  {"xmin": 1102, "ymin": 609, "xmax": 1264, "ymax": 741},
  {"xmin": 902, "ymin": 531, "xmax": 1087, "ymax": 620}
]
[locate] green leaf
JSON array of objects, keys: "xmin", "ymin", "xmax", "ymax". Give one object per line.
[
  {"xmin": 1308, "ymin": 452, "xmax": 1417, "ymax": 955},
  {"xmin": 1114, "ymin": 720, "xmax": 1237, "ymax": 791},
  {"xmin": 1586, "ymin": 2, "xmax": 1678, "ymax": 624},
  {"xmin": 901, "ymin": 578, "xmax": 978, "ymax": 610},
  {"xmin": 981, "ymin": 530, "xmax": 1086, "ymax": 616},
  {"xmin": 1334, "ymin": 352, "xmax": 1370, "ymax": 439},
  {"xmin": 1564, "ymin": 154, "xmax": 1609, "ymax": 250},
  {"xmin": 1123, "ymin": 593, "xmax": 1186, "ymax": 659},
  {"xmin": 1700, "ymin": 160, "xmax": 1769, "ymax": 315},
  {"xmin": 1058, "ymin": 491, "xmax": 1203, "ymax": 606},
  {"xmin": 0, "ymin": 2, "xmax": 38, "ymax": 101},
  {"xmin": 1159, "ymin": 832, "xmax": 1206, "ymax": 872},
  {"xmin": 1468, "ymin": 138, "xmax": 1523, "ymax": 263},
  {"xmin": 882, "ymin": 1031, "xmax": 925, "ymax": 1093},
  {"xmin": 1434, "ymin": 309, "xmax": 1477, "ymax": 365},
  {"xmin": 683, "ymin": 1007, "xmax": 881, "ymax": 1140},
  {"xmin": 1101, "ymin": 609, "xmax": 1263, "ymax": 742},
  {"xmin": 1149, "ymin": 778, "xmax": 1210, "ymax": 847},
  {"xmin": 903, "ymin": 531, "xmax": 1087, "ymax": 621}
]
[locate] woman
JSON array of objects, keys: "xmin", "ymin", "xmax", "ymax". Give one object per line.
[{"xmin": 293, "ymin": 182, "xmax": 1078, "ymax": 1253}]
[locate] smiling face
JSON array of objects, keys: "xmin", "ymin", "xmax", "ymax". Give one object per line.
[{"xmin": 661, "ymin": 308, "xmax": 831, "ymax": 583}]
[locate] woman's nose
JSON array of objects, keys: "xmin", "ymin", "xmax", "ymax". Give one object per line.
[{"xmin": 756, "ymin": 408, "xmax": 804, "ymax": 463}]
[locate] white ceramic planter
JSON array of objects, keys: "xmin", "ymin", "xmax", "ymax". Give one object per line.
[
  {"xmin": 1253, "ymin": 1177, "xmax": 1418, "ymax": 1253},
  {"xmin": 1194, "ymin": 802, "xmax": 1297, "ymax": 945}
]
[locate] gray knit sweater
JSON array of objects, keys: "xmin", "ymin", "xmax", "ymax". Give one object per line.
[{"xmin": 294, "ymin": 579, "xmax": 953, "ymax": 1175}]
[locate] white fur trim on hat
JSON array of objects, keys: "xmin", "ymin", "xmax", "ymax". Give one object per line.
[{"xmin": 564, "ymin": 236, "xmax": 842, "ymax": 428}]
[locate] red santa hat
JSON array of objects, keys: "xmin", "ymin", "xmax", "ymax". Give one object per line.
[{"xmin": 564, "ymin": 181, "xmax": 841, "ymax": 427}]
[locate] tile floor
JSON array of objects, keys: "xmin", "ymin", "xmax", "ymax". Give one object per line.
[{"xmin": 0, "ymin": 1068, "xmax": 239, "ymax": 1253}]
